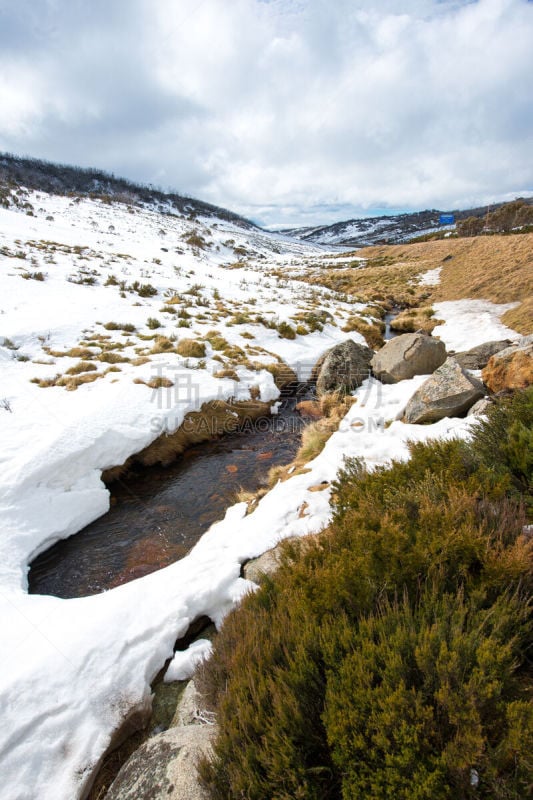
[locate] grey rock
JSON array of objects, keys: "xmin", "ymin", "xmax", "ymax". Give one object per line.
[
  {"xmin": 171, "ymin": 680, "xmax": 205, "ymax": 728},
  {"xmin": 467, "ymin": 397, "xmax": 493, "ymax": 417},
  {"xmin": 105, "ymin": 724, "xmax": 216, "ymax": 800},
  {"xmin": 454, "ymin": 340, "xmax": 512, "ymax": 370},
  {"xmin": 371, "ymin": 332, "xmax": 446, "ymax": 384},
  {"xmin": 316, "ymin": 339, "xmax": 373, "ymax": 396},
  {"xmin": 243, "ymin": 540, "xmax": 294, "ymax": 584},
  {"xmin": 404, "ymin": 357, "xmax": 485, "ymax": 424}
]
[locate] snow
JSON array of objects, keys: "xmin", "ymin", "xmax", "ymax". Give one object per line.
[
  {"xmin": 0, "ymin": 186, "xmax": 519, "ymax": 800},
  {"xmin": 419, "ymin": 266, "xmax": 442, "ymax": 286},
  {"xmin": 164, "ymin": 639, "xmax": 214, "ymax": 683},
  {"xmin": 432, "ymin": 299, "xmax": 521, "ymax": 351}
]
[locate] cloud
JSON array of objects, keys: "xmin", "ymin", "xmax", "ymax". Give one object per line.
[{"xmin": 0, "ymin": 0, "xmax": 532, "ymax": 225}]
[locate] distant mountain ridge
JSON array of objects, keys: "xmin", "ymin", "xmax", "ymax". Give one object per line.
[
  {"xmin": 0, "ymin": 152, "xmax": 256, "ymax": 229},
  {"xmin": 280, "ymin": 200, "xmax": 533, "ymax": 247}
]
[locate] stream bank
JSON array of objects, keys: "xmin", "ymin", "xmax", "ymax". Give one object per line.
[{"xmin": 29, "ymin": 387, "xmax": 314, "ymax": 598}]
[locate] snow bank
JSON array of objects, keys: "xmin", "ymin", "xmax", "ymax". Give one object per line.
[{"xmin": 433, "ymin": 299, "xmax": 521, "ymax": 351}]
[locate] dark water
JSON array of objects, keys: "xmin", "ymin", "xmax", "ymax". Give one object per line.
[
  {"xmin": 384, "ymin": 308, "xmax": 401, "ymax": 340},
  {"xmin": 29, "ymin": 392, "xmax": 311, "ymax": 599}
]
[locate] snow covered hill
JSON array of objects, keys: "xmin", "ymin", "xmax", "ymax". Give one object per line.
[
  {"xmin": 280, "ymin": 201, "xmax": 533, "ymax": 247},
  {"xmin": 0, "ymin": 173, "xmax": 522, "ymax": 800}
]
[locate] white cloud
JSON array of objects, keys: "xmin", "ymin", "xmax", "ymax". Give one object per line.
[{"xmin": 0, "ymin": 0, "xmax": 531, "ymax": 225}]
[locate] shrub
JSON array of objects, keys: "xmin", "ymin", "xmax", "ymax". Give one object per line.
[
  {"xmin": 151, "ymin": 336, "xmax": 175, "ymax": 354},
  {"xmin": 21, "ymin": 271, "xmax": 45, "ymax": 281},
  {"xmin": 277, "ymin": 321, "xmax": 296, "ymax": 340},
  {"xmin": 132, "ymin": 281, "xmax": 157, "ymax": 297},
  {"xmin": 176, "ymin": 339, "xmax": 206, "ymax": 358},
  {"xmin": 198, "ymin": 389, "xmax": 533, "ymax": 800},
  {"xmin": 146, "ymin": 317, "xmax": 161, "ymax": 330}
]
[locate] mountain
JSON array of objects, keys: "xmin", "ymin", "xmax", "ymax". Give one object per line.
[
  {"xmin": 280, "ymin": 201, "xmax": 533, "ymax": 247},
  {"xmin": 0, "ymin": 152, "xmax": 255, "ymax": 228}
]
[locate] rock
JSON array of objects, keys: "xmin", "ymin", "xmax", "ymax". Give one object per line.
[
  {"xmin": 467, "ymin": 397, "xmax": 493, "ymax": 417},
  {"xmin": 243, "ymin": 540, "xmax": 293, "ymax": 584},
  {"xmin": 105, "ymin": 724, "xmax": 216, "ymax": 800},
  {"xmin": 171, "ymin": 680, "xmax": 204, "ymax": 728},
  {"xmin": 404, "ymin": 357, "xmax": 485, "ymax": 424},
  {"xmin": 454, "ymin": 339, "xmax": 512, "ymax": 370},
  {"xmin": 481, "ymin": 337, "xmax": 533, "ymax": 393},
  {"xmin": 371, "ymin": 332, "xmax": 447, "ymax": 384},
  {"xmin": 315, "ymin": 339, "xmax": 373, "ymax": 396}
]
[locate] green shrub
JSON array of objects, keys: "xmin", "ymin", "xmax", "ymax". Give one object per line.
[
  {"xmin": 146, "ymin": 317, "xmax": 161, "ymax": 330},
  {"xmin": 198, "ymin": 388, "xmax": 533, "ymax": 800},
  {"xmin": 132, "ymin": 281, "xmax": 157, "ymax": 297}
]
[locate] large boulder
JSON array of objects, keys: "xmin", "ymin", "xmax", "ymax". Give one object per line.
[
  {"xmin": 371, "ymin": 332, "xmax": 446, "ymax": 384},
  {"xmin": 404, "ymin": 357, "xmax": 485, "ymax": 424},
  {"xmin": 481, "ymin": 336, "xmax": 533, "ymax": 393},
  {"xmin": 454, "ymin": 340, "xmax": 512, "ymax": 370},
  {"xmin": 105, "ymin": 724, "xmax": 216, "ymax": 800},
  {"xmin": 315, "ymin": 339, "xmax": 373, "ymax": 396}
]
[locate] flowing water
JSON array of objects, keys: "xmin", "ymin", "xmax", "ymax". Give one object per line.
[
  {"xmin": 29, "ymin": 390, "xmax": 311, "ymax": 599},
  {"xmin": 384, "ymin": 308, "xmax": 401, "ymax": 340}
]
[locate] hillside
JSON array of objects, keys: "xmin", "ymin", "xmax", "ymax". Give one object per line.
[
  {"xmin": 282, "ymin": 200, "xmax": 533, "ymax": 247},
  {"xmin": 0, "ymin": 152, "xmax": 255, "ymax": 227}
]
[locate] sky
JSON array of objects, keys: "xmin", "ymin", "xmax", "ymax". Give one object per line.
[{"xmin": 0, "ymin": 0, "xmax": 532, "ymax": 228}]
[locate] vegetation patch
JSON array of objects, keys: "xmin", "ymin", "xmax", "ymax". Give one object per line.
[
  {"xmin": 198, "ymin": 389, "xmax": 533, "ymax": 800},
  {"xmin": 342, "ymin": 315, "xmax": 385, "ymax": 348},
  {"xmin": 176, "ymin": 339, "xmax": 206, "ymax": 358},
  {"xmin": 65, "ymin": 361, "xmax": 98, "ymax": 375},
  {"xmin": 133, "ymin": 376, "xmax": 174, "ymax": 389},
  {"xmin": 390, "ymin": 305, "xmax": 442, "ymax": 334}
]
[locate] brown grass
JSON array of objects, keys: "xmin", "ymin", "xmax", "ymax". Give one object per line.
[
  {"xmin": 341, "ymin": 316, "xmax": 385, "ymax": 348},
  {"xmin": 501, "ymin": 296, "xmax": 533, "ymax": 335},
  {"xmin": 214, "ymin": 368, "xmax": 240, "ymax": 380},
  {"xmin": 98, "ymin": 352, "xmax": 130, "ymax": 364},
  {"xmin": 133, "ymin": 376, "xmax": 174, "ymax": 389},
  {"xmin": 47, "ymin": 346, "xmax": 96, "ymax": 359},
  {"xmin": 390, "ymin": 306, "xmax": 442, "ymax": 334},
  {"xmin": 308, "ymin": 233, "xmax": 532, "ymax": 335},
  {"xmin": 176, "ymin": 338, "xmax": 206, "ymax": 358},
  {"xmin": 150, "ymin": 336, "xmax": 175, "ymax": 354},
  {"xmin": 65, "ymin": 361, "xmax": 98, "ymax": 375}
]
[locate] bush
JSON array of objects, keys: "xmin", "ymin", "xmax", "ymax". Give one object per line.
[
  {"xmin": 146, "ymin": 317, "xmax": 161, "ymax": 330},
  {"xmin": 198, "ymin": 389, "xmax": 533, "ymax": 800},
  {"xmin": 132, "ymin": 281, "xmax": 157, "ymax": 297}
]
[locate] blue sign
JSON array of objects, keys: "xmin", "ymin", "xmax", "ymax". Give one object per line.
[{"xmin": 439, "ymin": 214, "xmax": 455, "ymax": 225}]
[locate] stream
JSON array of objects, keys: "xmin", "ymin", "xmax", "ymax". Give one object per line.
[{"xmin": 28, "ymin": 388, "xmax": 312, "ymax": 599}]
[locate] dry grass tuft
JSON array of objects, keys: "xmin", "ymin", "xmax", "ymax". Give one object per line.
[
  {"xmin": 150, "ymin": 336, "xmax": 175, "ymax": 354},
  {"xmin": 47, "ymin": 346, "xmax": 96, "ymax": 359},
  {"xmin": 176, "ymin": 338, "xmax": 206, "ymax": 358},
  {"xmin": 213, "ymin": 368, "xmax": 240, "ymax": 381},
  {"xmin": 133, "ymin": 376, "xmax": 174, "ymax": 389},
  {"xmin": 342, "ymin": 316, "xmax": 385, "ymax": 348},
  {"xmin": 98, "ymin": 352, "xmax": 130, "ymax": 364},
  {"xmin": 390, "ymin": 306, "xmax": 441, "ymax": 334},
  {"xmin": 66, "ymin": 361, "xmax": 98, "ymax": 375}
]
